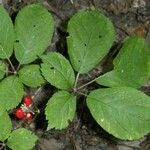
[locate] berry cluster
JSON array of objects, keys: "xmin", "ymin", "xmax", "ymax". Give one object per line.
[{"xmin": 15, "ymin": 96, "xmax": 34, "ymax": 120}]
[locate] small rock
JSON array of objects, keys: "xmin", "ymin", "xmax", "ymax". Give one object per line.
[
  {"xmin": 38, "ymin": 138, "xmax": 65, "ymax": 150},
  {"xmin": 118, "ymin": 145, "xmax": 133, "ymax": 150},
  {"xmin": 132, "ymin": 0, "xmax": 146, "ymax": 8}
]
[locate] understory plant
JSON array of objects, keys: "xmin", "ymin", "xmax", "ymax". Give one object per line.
[
  {"xmin": 0, "ymin": 4, "xmax": 54, "ymax": 150},
  {"xmin": 0, "ymin": 3, "xmax": 150, "ymax": 150},
  {"xmin": 41, "ymin": 10, "xmax": 150, "ymax": 140}
]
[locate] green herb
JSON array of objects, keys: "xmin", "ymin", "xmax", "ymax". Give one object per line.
[{"xmin": 0, "ymin": 4, "xmax": 150, "ymax": 148}]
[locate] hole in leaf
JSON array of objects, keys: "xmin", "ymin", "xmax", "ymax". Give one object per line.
[
  {"xmin": 15, "ymin": 40, "xmax": 19, "ymax": 43},
  {"xmin": 50, "ymin": 67, "xmax": 54, "ymax": 70},
  {"xmin": 78, "ymin": 60, "xmax": 81, "ymax": 63},
  {"xmin": 84, "ymin": 43, "xmax": 87, "ymax": 46},
  {"xmin": 99, "ymin": 35, "xmax": 102, "ymax": 38},
  {"xmin": 33, "ymin": 25, "xmax": 36, "ymax": 27}
]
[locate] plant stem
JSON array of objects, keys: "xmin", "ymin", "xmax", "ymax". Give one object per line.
[
  {"xmin": 77, "ymin": 91, "xmax": 88, "ymax": 97},
  {"xmin": 17, "ymin": 64, "xmax": 21, "ymax": 71},
  {"xmin": 32, "ymin": 87, "xmax": 43, "ymax": 99},
  {"xmin": 77, "ymin": 76, "xmax": 100, "ymax": 90},
  {"xmin": 7, "ymin": 58, "xmax": 16, "ymax": 73},
  {"xmin": 1, "ymin": 69, "xmax": 14, "ymax": 74},
  {"xmin": 0, "ymin": 45, "xmax": 16, "ymax": 73},
  {"xmin": 74, "ymin": 73, "xmax": 80, "ymax": 89}
]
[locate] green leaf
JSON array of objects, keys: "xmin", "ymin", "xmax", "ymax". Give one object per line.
[
  {"xmin": 46, "ymin": 91, "xmax": 76, "ymax": 129},
  {"xmin": 7, "ymin": 128, "xmax": 38, "ymax": 150},
  {"xmin": 67, "ymin": 10, "xmax": 115, "ymax": 73},
  {"xmin": 87, "ymin": 87, "xmax": 150, "ymax": 140},
  {"xmin": 19, "ymin": 64, "xmax": 45, "ymax": 87},
  {"xmin": 41, "ymin": 52, "xmax": 75, "ymax": 90},
  {"xmin": 114, "ymin": 36, "xmax": 150, "ymax": 86},
  {"xmin": 0, "ymin": 5, "xmax": 14, "ymax": 59},
  {"xmin": 0, "ymin": 112, "xmax": 12, "ymax": 142},
  {"xmin": 97, "ymin": 36, "xmax": 150, "ymax": 88},
  {"xmin": 0, "ymin": 60, "xmax": 6, "ymax": 80},
  {"xmin": 96, "ymin": 71, "xmax": 134, "ymax": 87},
  {"xmin": 0, "ymin": 76, "xmax": 24, "ymax": 112},
  {"xmin": 14, "ymin": 4, "xmax": 54, "ymax": 64}
]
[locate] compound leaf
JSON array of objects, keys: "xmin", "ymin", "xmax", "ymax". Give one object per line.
[
  {"xmin": 46, "ymin": 91, "xmax": 76, "ymax": 129},
  {"xmin": 41, "ymin": 52, "xmax": 75, "ymax": 90},
  {"xmin": 19, "ymin": 64, "xmax": 45, "ymax": 87},
  {"xmin": 7, "ymin": 128, "xmax": 37, "ymax": 150},
  {"xmin": 0, "ymin": 5, "xmax": 14, "ymax": 59},
  {"xmin": 0, "ymin": 112, "xmax": 12, "ymax": 142},
  {"xmin": 67, "ymin": 10, "xmax": 115, "ymax": 73},
  {"xmin": 87, "ymin": 87, "xmax": 150, "ymax": 140},
  {"xmin": 0, "ymin": 76, "xmax": 24, "ymax": 112},
  {"xmin": 14, "ymin": 4, "xmax": 54, "ymax": 64}
]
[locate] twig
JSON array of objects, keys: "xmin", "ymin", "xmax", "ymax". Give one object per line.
[
  {"xmin": 0, "ymin": 143, "xmax": 5, "ymax": 150},
  {"xmin": 117, "ymin": 143, "xmax": 141, "ymax": 150}
]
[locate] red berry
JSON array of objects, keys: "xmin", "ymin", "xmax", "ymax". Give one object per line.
[
  {"xmin": 15, "ymin": 108, "xmax": 26, "ymax": 119},
  {"xmin": 25, "ymin": 113, "xmax": 33, "ymax": 120},
  {"xmin": 23, "ymin": 96, "xmax": 33, "ymax": 106}
]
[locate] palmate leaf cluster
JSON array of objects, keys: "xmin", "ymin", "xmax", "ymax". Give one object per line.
[
  {"xmin": 0, "ymin": 4, "xmax": 54, "ymax": 113},
  {"xmin": 41, "ymin": 11, "xmax": 150, "ymax": 140},
  {"xmin": 0, "ymin": 4, "xmax": 54, "ymax": 149}
]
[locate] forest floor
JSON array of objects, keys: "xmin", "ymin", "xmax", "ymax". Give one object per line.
[{"xmin": 1, "ymin": 0, "xmax": 150, "ymax": 150}]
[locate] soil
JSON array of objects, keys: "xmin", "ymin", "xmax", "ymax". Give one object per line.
[{"xmin": 1, "ymin": 0, "xmax": 150, "ymax": 150}]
